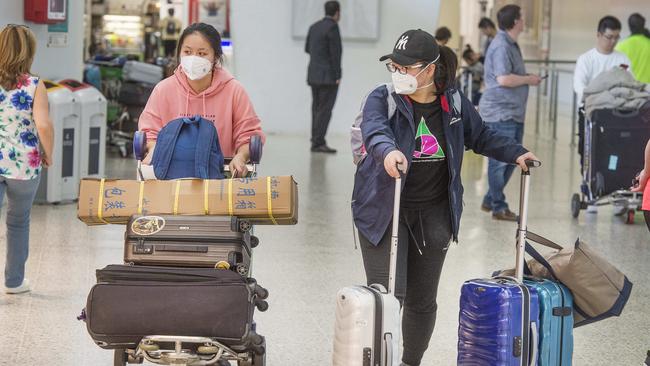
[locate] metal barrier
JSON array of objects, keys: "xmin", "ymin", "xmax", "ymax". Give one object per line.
[
  {"xmin": 459, "ymin": 59, "xmax": 578, "ymax": 144},
  {"xmin": 524, "ymin": 60, "xmax": 577, "ymax": 144}
]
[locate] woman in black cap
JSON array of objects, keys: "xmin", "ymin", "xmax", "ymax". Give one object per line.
[{"xmin": 351, "ymin": 29, "xmax": 538, "ymax": 366}]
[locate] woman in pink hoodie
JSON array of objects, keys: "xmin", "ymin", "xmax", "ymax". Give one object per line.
[{"xmin": 139, "ymin": 23, "xmax": 264, "ymax": 177}]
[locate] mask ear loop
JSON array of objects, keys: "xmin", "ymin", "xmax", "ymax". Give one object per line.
[{"xmin": 414, "ymin": 61, "xmax": 437, "ymax": 90}]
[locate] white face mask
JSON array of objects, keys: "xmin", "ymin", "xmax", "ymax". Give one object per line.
[
  {"xmin": 391, "ymin": 62, "xmax": 435, "ymax": 95},
  {"xmin": 180, "ymin": 55, "xmax": 213, "ymax": 80}
]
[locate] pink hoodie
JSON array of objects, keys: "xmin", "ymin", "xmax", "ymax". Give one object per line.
[{"xmin": 139, "ymin": 66, "xmax": 264, "ymax": 157}]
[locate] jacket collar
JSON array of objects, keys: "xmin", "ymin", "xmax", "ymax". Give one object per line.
[{"xmin": 393, "ymin": 88, "xmax": 461, "ymax": 128}]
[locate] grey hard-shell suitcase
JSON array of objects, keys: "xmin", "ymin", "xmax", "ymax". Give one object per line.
[
  {"xmin": 124, "ymin": 215, "xmax": 256, "ymax": 276},
  {"xmin": 122, "ymin": 61, "xmax": 163, "ymax": 85}
]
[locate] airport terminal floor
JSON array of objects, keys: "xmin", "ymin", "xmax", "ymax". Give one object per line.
[{"xmin": 0, "ymin": 106, "xmax": 648, "ymax": 365}]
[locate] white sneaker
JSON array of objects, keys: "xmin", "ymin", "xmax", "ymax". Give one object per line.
[
  {"xmin": 586, "ymin": 205, "xmax": 598, "ymax": 214},
  {"xmin": 5, "ymin": 279, "xmax": 30, "ymax": 294}
]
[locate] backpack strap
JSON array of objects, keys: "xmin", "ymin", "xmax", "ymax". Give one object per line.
[
  {"xmin": 152, "ymin": 118, "xmax": 184, "ymax": 180},
  {"xmin": 194, "ymin": 116, "xmax": 215, "ymax": 179}
]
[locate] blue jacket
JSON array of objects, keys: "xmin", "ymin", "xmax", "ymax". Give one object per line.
[
  {"xmin": 352, "ymin": 85, "xmax": 528, "ymax": 245},
  {"xmin": 151, "ymin": 115, "xmax": 225, "ymax": 180}
]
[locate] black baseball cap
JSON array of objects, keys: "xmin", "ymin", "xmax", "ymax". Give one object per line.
[{"xmin": 380, "ymin": 29, "xmax": 440, "ymax": 66}]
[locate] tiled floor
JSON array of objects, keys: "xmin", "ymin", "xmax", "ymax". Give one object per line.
[{"xmin": 0, "ymin": 106, "xmax": 648, "ymax": 365}]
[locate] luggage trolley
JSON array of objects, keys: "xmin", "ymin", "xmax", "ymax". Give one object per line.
[
  {"xmin": 571, "ymin": 107, "xmax": 650, "ymax": 224},
  {"xmin": 112, "ymin": 132, "xmax": 268, "ymax": 366}
]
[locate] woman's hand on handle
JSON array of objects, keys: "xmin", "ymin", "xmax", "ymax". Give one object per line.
[
  {"xmin": 142, "ymin": 142, "xmax": 156, "ymax": 165},
  {"xmin": 515, "ymin": 152, "xmax": 540, "ymax": 172},
  {"xmin": 384, "ymin": 150, "xmax": 408, "ymax": 178},
  {"xmin": 230, "ymin": 144, "xmax": 250, "ymax": 178}
]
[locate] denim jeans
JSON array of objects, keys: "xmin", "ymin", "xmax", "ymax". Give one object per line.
[
  {"xmin": 0, "ymin": 175, "xmax": 40, "ymax": 288},
  {"xmin": 482, "ymin": 120, "xmax": 524, "ymax": 213}
]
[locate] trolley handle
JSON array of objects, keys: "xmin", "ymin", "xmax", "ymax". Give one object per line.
[
  {"xmin": 133, "ymin": 131, "xmax": 147, "ymax": 162},
  {"xmin": 249, "ymin": 135, "xmax": 263, "ymax": 165},
  {"xmin": 525, "ymin": 160, "xmax": 542, "ymax": 169}
]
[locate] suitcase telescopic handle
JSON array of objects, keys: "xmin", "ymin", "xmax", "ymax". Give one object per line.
[
  {"xmin": 388, "ymin": 175, "xmax": 401, "ymax": 295},
  {"xmin": 515, "ymin": 160, "xmax": 541, "ymax": 282}
]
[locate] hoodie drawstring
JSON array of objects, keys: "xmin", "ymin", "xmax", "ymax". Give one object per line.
[
  {"xmin": 185, "ymin": 92, "xmax": 190, "ymax": 118},
  {"xmin": 184, "ymin": 92, "xmax": 207, "ymax": 120},
  {"xmin": 202, "ymin": 93, "xmax": 207, "ymax": 118}
]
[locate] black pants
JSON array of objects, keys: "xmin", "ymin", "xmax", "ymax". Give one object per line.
[
  {"xmin": 163, "ymin": 40, "xmax": 177, "ymax": 58},
  {"xmin": 310, "ymin": 84, "xmax": 338, "ymax": 148},
  {"xmin": 645, "ymin": 211, "xmax": 650, "ymax": 232},
  {"xmin": 359, "ymin": 200, "xmax": 452, "ymax": 366}
]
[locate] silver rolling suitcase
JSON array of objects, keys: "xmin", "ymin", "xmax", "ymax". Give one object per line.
[
  {"xmin": 122, "ymin": 61, "xmax": 164, "ymax": 85},
  {"xmin": 333, "ymin": 177, "xmax": 402, "ymax": 366}
]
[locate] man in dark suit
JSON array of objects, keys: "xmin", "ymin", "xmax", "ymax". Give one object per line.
[{"xmin": 305, "ymin": 1, "xmax": 342, "ymax": 153}]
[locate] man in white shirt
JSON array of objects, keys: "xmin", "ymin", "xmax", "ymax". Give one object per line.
[
  {"xmin": 574, "ymin": 15, "xmax": 631, "ymax": 213},
  {"xmin": 574, "ymin": 16, "xmax": 632, "ymax": 102}
]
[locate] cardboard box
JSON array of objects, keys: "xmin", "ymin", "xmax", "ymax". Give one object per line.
[{"xmin": 78, "ymin": 176, "xmax": 298, "ymax": 225}]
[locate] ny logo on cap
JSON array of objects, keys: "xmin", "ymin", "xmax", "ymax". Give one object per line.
[{"xmin": 396, "ymin": 35, "xmax": 409, "ymax": 50}]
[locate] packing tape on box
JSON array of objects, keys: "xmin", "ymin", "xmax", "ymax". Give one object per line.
[
  {"xmin": 203, "ymin": 180, "xmax": 209, "ymax": 215},
  {"xmin": 267, "ymin": 176, "xmax": 278, "ymax": 225},
  {"xmin": 173, "ymin": 180, "xmax": 181, "ymax": 215},
  {"xmin": 228, "ymin": 179, "xmax": 233, "ymax": 216},
  {"xmin": 97, "ymin": 179, "xmax": 109, "ymax": 224},
  {"xmin": 137, "ymin": 181, "xmax": 145, "ymax": 215}
]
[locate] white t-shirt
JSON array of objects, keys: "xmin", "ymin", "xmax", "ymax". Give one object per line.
[{"xmin": 573, "ymin": 48, "xmax": 632, "ymax": 102}]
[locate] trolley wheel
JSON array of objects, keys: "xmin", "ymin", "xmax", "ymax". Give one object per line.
[
  {"xmin": 252, "ymin": 349, "xmax": 265, "ymax": 366},
  {"xmin": 113, "ymin": 349, "xmax": 127, "ymax": 366},
  {"xmin": 571, "ymin": 193, "xmax": 581, "ymax": 218},
  {"xmin": 139, "ymin": 343, "xmax": 160, "ymax": 352},
  {"xmin": 197, "ymin": 345, "xmax": 219, "ymax": 354},
  {"xmin": 626, "ymin": 210, "xmax": 635, "ymax": 225},
  {"xmin": 237, "ymin": 345, "xmax": 265, "ymax": 366}
]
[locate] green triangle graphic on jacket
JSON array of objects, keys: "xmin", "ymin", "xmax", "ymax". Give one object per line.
[{"xmin": 413, "ymin": 117, "xmax": 445, "ymax": 159}]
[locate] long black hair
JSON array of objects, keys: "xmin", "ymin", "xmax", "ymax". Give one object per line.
[
  {"xmin": 176, "ymin": 22, "xmax": 224, "ymax": 65},
  {"xmin": 433, "ymin": 46, "xmax": 458, "ymax": 93}
]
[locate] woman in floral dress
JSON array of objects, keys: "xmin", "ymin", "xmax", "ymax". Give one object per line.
[{"xmin": 0, "ymin": 24, "xmax": 53, "ymax": 294}]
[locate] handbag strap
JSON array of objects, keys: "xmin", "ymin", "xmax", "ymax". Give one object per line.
[
  {"xmin": 524, "ymin": 241, "xmax": 560, "ymax": 281},
  {"xmin": 526, "ymin": 231, "xmax": 564, "ymax": 250}
]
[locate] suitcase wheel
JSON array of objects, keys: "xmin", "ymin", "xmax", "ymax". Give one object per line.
[
  {"xmin": 250, "ymin": 236, "xmax": 259, "ymax": 248},
  {"xmin": 239, "ymin": 220, "xmax": 252, "ymax": 233},
  {"xmin": 236, "ymin": 264, "xmax": 249, "ymax": 276},
  {"xmin": 255, "ymin": 299, "xmax": 269, "ymax": 312},
  {"xmin": 571, "ymin": 193, "xmax": 581, "ymax": 218},
  {"xmin": 197, "ymin": 345, "xmax": 219, "ymax": 354}
]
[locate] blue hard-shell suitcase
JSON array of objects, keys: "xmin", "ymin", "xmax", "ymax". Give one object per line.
[
  {"xmin": 458, "ymin": 161, "xmax": 545, "ymax": 366},
  {"xmin": 458, "ymin": 277, "xmax": 540, "ymax": 366},
  {"xmin": 524, "ymin": 278, "xmax": 574, "ymax": 366}
]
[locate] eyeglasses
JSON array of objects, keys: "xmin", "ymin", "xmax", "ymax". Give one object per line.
[
  {"xmin": 385, "ymin": 62, "xmax": 426, "ymax": 75},
  {"xmin": 600, "ymin": 33, "xmax": 620, "ymax": 41}
]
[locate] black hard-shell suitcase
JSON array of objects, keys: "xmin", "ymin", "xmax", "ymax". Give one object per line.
[
  {"xmin": 586, "ymin": 105, "xmax": 650, "ymax": 196},
  {"xmin": 84, "ymin": 265, "xmax": 268, "ymax": 350},
  {"xmin": 124, "ymin": 215, "xmax": 256, "ymax": 275},
  {"xmin": 118, "ymin": 81, "xmax": 155, "ymax": 106}
]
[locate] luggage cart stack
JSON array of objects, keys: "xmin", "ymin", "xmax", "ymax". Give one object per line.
[
  {"xmin": 82, "ymin": 132, "xmax": 269, "ymax": 366},
  {"xmin": 571, "ymin": 105, "xmax": 650, "ymax": 224}
]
